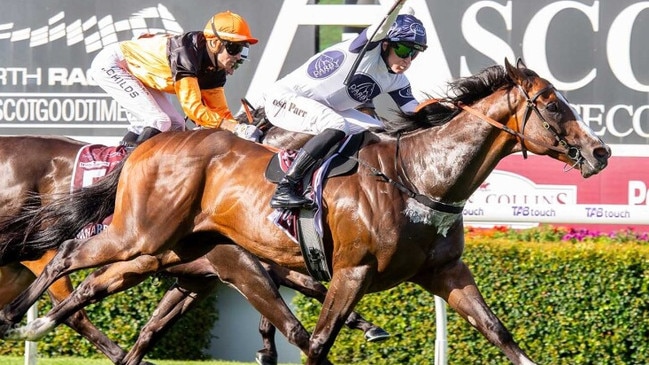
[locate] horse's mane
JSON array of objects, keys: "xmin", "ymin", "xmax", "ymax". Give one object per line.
[{"xmin": 382, "ymin": 64, "xmax": 515, "ymax": 136}]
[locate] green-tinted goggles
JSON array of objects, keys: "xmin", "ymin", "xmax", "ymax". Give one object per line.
[{"xmin": 391, "ymin": 42, "xmax": 422, "ymax": 59}]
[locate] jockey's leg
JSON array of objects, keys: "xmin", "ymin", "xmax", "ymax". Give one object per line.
[
  {"xmin": 120, "ymin": 131, "xmax": 140, "ymax": 149},
  {"xmin": 270, "ymin": 128, "xmax": 345, "ymax": 209},
  {"xmin": 121, "ymin": 127, "xmax": 161, "ymax": 153},
  {"xmin": 135, "ymin": 127, "xmax": 162, "ymax": 145}
]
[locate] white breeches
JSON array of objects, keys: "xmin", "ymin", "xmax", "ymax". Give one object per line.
[
  {"xmin": 263, "ymin": 85, "xmax": 383, "ymax": 136},
  {"xmin": 89, "ymin": 43, "xmax": 185, "ymax": 134}
]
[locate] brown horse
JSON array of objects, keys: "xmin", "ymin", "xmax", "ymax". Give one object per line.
[
  {"xmin": 0, "ymin": 59, "xmax": 610, "ymax": 365},
  {"xmin": 0, "ymin": 135, "xmax": 133, "ymax": 362},
  {"xmin": 0, "ymin": 128, "xmax": 384, "ymax": 364}
]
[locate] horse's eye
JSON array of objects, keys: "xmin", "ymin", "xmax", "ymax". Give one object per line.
[{"xmin": 546, "ymin": 102, "xmax": 559, "ymax": 113}]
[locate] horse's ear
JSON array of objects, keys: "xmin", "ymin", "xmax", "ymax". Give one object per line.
[
  {"xmin": 516, "ymin": 57, "xmax": 527, "ymax": 69},
  {"xmin": 504, "ymin": 58, "xmax": 526, "ymax": 84}
]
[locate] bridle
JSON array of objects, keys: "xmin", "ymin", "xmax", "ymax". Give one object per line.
[{"xmin": 459, "ymin": 82, "xmax": 585, "ymax": 169}]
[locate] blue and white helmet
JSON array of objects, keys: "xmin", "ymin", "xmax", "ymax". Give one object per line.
[{"xmin": 386, "ymin": 14, "xmax": 427, "ymax": 51}]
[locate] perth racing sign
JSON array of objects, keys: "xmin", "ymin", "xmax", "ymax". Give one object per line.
[{"xmin": 0, "ymin": 2, "xmax": 185, "ymax": 139}]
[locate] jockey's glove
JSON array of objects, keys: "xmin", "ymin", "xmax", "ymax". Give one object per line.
[{"xmin": 233, "ymin": 123, "xmax": 263, "ymax": 142}]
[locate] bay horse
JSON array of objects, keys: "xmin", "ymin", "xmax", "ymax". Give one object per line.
[
  {"xmin": 0, "ymin": 59, "xmax": 610, "ymax": 365},
  {"xmin": 0, "ymin": 136, "xmax": 131, "ymax": 361},
  {"xmin": 0, "ymin": 124, "xmax": 385, "ymax": 364}
]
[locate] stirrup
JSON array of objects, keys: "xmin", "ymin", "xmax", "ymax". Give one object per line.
[
  {"xmin": 270, "ymin": 194, "xmax": 314, "ymax": 209},
  {"xmin": 270, "ymin": 176, "xmax": 311, "ymax": 209}
]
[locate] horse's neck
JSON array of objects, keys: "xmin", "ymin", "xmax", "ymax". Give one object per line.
[{"xmin": 399, "ymin": 96, "xmax": 517, "ymax": 204}]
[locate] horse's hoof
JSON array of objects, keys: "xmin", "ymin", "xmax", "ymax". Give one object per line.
[
  {"xmin": 365, "ymin": 327, "xmax": 391, "ymax": 342},
  {"xmin": 255, "ymin": 350, "xmax": 278, "ymax": 365},
  {"xmin": 0, "ymin": 322, "xmax": 20, "ymax": 340}
]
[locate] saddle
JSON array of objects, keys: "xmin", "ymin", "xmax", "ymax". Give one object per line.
[{"xmin": 265, "ymin": 132, "xmax": 367, "ymax": 281}]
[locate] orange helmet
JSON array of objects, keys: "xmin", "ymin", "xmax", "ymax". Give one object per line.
[{"xmin": 204, "ymin": 11, "xmax": 258, "ymax": 44}]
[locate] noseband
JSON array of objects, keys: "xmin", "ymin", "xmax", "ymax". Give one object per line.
[{"xmin": 459, "ymin": 83, "xmax": 585, "ymax": 168}]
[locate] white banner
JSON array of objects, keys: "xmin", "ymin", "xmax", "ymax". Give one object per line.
[{"xmin": 463, "ymin": 203, "xmax": 648, "ymax": 225}]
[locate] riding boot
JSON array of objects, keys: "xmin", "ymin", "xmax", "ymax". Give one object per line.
[
  {"xmin": 119, "ymin": 131, "xmax": 139, "ymax": 151},
  {"xmin": 135, "ymin": 127, "xmax": 162, "ymax": 145},
  {"xmin": 270, "ymin": 128, "xmax": 346, "ymax": 209},
  {"xmin": 270, "ymin": 149, "xmax": 317, "ymax": 209}
]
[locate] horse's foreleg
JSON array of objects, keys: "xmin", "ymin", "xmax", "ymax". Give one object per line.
[
  {"xmin": 5, "ymin": 255, "xmax": 160, "ymax": 341},
  {"xmin": 257, "ymin": 315, "xmax": 278, "ymax": 365},
  {"xmin": 306, "ymin": 265, "xmax": 371, "ymax": 365},
  {"xmin": 263, "ymin": 262, "xmax": 389, "ymax": 342},
  {"xmin": 159, "ymin": 254, "xmax": 282, "ymax": 365},
  {"xmin": 21, "ymin": 251, "xmax": 128, "ymax": 363},
  {"xmin": 412, "ymin": 260, "xmax": 537, "ymax": 365},
  {"xmin": 257, "ymin": 263, "xmax": 282, "ymax": 365},
  {"xmin": 121, "ymin": 275, "xmax": 217, "ymax": 365},
  {"xmin": 203, "ymin": 246, "xmax": 313, "ymax": 361},
  {"xmin": 0, "ymin": 238, "xmax": 86, "ymax": 336}
]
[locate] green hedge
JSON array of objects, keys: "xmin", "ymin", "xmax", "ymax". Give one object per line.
[
  {"xmin": 3, "ymin": 226, "xmax": 647, "ymax": 364},
  {"xmin": 0, "ymin": 273, "xmax": 218, "ymax": 360},
  {"xmin": 295, "ymin": 235, "xmax": 649, "ymax": 364}
]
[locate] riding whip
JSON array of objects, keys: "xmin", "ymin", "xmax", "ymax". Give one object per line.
[{"xmin": 343, "ymin": 0, "xmax": 406, "ymax": 85}]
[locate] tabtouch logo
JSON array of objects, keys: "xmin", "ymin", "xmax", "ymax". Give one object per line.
[{"xmin": 0, "ymin": 4, "xmax": 183, "ymax": 53}]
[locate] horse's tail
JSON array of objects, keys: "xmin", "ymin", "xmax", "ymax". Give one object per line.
[
  {"xmin": 0, "ymin": 158, "xmax": 124, "ymax": 265},
  {"xmin": 0, "ymin": 193, "xmax": 45, "ymax": 265}
]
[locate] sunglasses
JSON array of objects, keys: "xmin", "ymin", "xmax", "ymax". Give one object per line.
[
  {"xmin": 391, "ymin": 42, "xmax": 421, "ymax": 59},
  {"xmin": 222, "ymin": 41, "xmax": 248, "ymax": 56},
  {"xmin": 211, "ymin": 19, "xmax": 249, "ymax": 56}
]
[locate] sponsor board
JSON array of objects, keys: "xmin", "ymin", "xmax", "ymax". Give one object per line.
[{"xmin": 464, "ymin": 154, "xmax": 649, "ymax": 231}]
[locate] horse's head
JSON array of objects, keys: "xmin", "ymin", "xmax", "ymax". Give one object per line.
[{"xmin": 504, "ymin": 58, "xmax": 610, "ymax": 178}]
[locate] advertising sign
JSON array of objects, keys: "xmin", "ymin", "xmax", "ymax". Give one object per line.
[
  {"xmin": 0, "ymin": 0, "xmax": 298, "ymax": 143},
  {"xmin": 463, "ymin": 154, "xmax": 649, "ymax": 231}
]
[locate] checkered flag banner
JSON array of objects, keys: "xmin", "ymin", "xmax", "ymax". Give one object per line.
[{"xmin": 0, "ymin": 4, "xmax": 183, "ymax": 53}]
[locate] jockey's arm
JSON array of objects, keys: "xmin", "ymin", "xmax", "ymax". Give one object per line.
[
  {"xmin": 174, "ymin": 76, "xmax": 237, "ymax": 131},
  {"xmin": 388, "ymin": 83, "xmax": 419, "ymax": 115}
]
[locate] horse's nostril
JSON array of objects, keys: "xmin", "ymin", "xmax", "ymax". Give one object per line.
[
  {"xmin": 593, "ymin": 146, "xmax": 611, "ymax": 168},
  {"xmin": 595, "ymin": 146, "xmax": 611, "ymax": 160}
]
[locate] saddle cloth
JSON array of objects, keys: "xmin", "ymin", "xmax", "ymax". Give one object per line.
[
  {"xmin": 71, "ymin": 144, "xmax": 127, "ymax": 239},
  {"xmin": 71, "ymin": 144, "xmax": 127, "ymax": 192}
]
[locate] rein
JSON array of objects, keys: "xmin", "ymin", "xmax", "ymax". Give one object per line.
[
  {"xmin": 349, "ymin": 152, "xmax": 464, "ymax": 214},
  {"xmin": 458, "ymin": 84, "xmax": 584, "ymax": 167}
]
